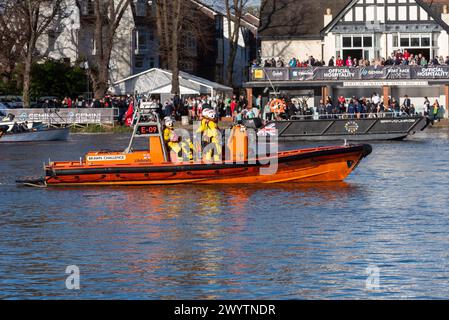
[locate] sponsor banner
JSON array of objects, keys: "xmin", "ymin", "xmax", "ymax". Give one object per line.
[
  {"xmin": 264, "ymin": 68, "xmax": 290, "ymax": 81},
  {"xmin": 8, "ymin": 108, "xmax": 116, "ymax": 125},
  {"xmin": 253, "ymin": 69, "xmax": 265, "ymax": 80},
  {"xmin": 289, "ymin": 68, "xmax": 314, "ymax": 81},
  {"xmin": 360, "ymin": 66, "xmax": 385, "ymax": 79},
  {"xmin": 343, "ymin": 81, "xmax": 428, "ymax": 87},
  {"xmin": 412, "ymin": 66, "xmax": 449, "ymax": 79},
  {"xmin": 316, "ymin": 67, "xmax": 359, "ymax": 80},
  {"xmin": 383, "ymin": 66, "xmax": 411, "ymax": 79},
  {"xmin": 252, "ymin": 66, "xmax": 449, "ymax": 81}
]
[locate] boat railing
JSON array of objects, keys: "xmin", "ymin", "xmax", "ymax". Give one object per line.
[
  {"xmin": 289, "ymin": 112, "xmax": 423, "ymax": 121},
  {"xmin": 124, "ymin": 103, "xmax": 168, "ymax": 161}
]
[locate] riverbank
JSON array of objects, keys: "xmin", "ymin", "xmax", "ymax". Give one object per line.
[
  {"xmin": 431, "ymin": 118, "xmax": 449, "ymax": 128},
  {"xmin": 70, "ymin": 125, "xmax": 133, "ymax": 134}
]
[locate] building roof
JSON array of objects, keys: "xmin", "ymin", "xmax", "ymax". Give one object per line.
[
  {"xmin": 109, "ymin": 68, "xmax": 233, "ymax": 96},
  {"xmin": 195, "ymin": 0, "xmax": 260, "ymax": 31},
  {"xmin": 259, "ymin": 0, "xmax": 449, "ymax": 40}
]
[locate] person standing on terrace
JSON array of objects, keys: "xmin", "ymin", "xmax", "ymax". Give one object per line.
[
  {"xmin": 336, "ymin": 56, "xmax": 344, "ymax": 67},
  {"xmin": 346, "ymin": 56, "xmax": 353, "ymax": 67}
]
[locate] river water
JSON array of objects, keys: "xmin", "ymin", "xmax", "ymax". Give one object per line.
[{"xmin": 1, "ymin": 128, "xmax": 449, "ymax": 299}]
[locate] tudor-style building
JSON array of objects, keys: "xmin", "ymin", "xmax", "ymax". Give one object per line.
[
  {"xmin": 259, "ymin": 0, "xmax": 449, "ymax": 65},
  {"xmin": 246, "ymin": 0, "xmax": 449, "ymax": 116}
]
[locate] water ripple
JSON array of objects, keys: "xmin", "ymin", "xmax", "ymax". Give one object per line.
[{"xmin": 1, "ymin": 130, "xmax": 449, "ymax": 299}]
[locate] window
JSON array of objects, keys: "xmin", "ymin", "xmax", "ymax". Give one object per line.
[
  {"xmin": 48, "ymin": 30, "xmax": 58, "ymax": 51},
  {"xmin": 343, "ymin": 37, "xmax": 352, "ymax": 47},
  {"xmin": 400, "ymin": 37, "xmax": 410, "ymax": 47},
  {"xmin": 185, "ymin": 32, "xmax": 197, "ymax": 51},
  {"xmin": 215, "ymin": 16, "xmax": 223, "ymax": 38},
  {"xmin": 353, "ymin": 37, "xmax": 362, "ymax": 47},
  {"xmin": 134, "ymin": 29, "xmax": 148, "ymax": 51},
  {"xmin": 393, "ymin": 34, "xmax": 433, "ymax": 51},
  {"xmin": 411, "ymin": 37, "xmax": 420, "ymax": 47},
  {"xmin": 81, "ymin": 0, "xmax": 94, "ymax": 15},
  {"xmin": 149, "ymin": 57, "xmax": 155, "ymax": 68},
  {"xmin": 342, "ymin": 36, "xmax": 372, "ymax": 48},
  {"xmin": 393, "ymin": 35, "xmax": 398, "ymax": 47},
  {"xmin": 363, "ymin": 37, "xmax": 373, "ymax": 47},
  {"xmin": 135, "ymin": 0, "xmax": 147, "ymax": 17},
  {"xmin": 421, "ymin": 37, "xmax": 430, "ymax": 47},
  {"xmin": 134, "ymin": 55, "xmax": 144, "ymax": 69},
  {"xmin": 138, "ymin": 31, "xmax": 147, "ymax": 50}
]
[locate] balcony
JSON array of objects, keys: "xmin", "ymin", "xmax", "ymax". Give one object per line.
[{"xmin": 250, "ymin": 66, "xmax": 449, "ymax": 83}]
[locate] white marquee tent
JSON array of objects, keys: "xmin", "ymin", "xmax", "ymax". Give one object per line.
[{"xmin": 109, "ymin": 68, "xmax": 233, "ymax": 97}]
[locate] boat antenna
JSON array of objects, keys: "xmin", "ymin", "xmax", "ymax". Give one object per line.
[{"xmin": 263, "ymin": 67, "xmax": 280, "ymax": 98}]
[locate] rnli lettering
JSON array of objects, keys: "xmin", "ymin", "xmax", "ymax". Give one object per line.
[{"xmin": 87, "ymin": 155, "xmax": 126, "ymax": 161}]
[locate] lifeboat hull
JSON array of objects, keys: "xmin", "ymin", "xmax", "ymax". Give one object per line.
[{"xmin": 20, "ymin": 144, "xmax": 372, "ymax": 186}]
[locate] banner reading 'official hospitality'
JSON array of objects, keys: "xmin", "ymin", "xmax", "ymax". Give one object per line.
[{"xmin": 252, "ymin": 65, "xmax": 449, "ymax": 82}]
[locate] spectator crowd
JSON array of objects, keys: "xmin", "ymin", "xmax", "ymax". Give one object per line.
[{"xmin": 253, "ymin": 49, "xmax": 449, "ymax": 69}]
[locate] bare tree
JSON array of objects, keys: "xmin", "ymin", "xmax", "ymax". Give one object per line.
[
  {"xmin": 16, "ymin": 0, "xmax": 66, "ymax": 107},
  {"xmin": 156, "ymin": 0, "xmax": 214, "ymax": 96},
  {"xmin": 0, "ymin": 0, "xmax": 27, "ymax": 86},
  {"xmin": 75, "ymin": 0, "xmax": 131, "ymax": 99},
  {"xmin": 155, "ymin": 0, "xmax": 184, "ymax": 96},
  {"xmin": 224, "ymin": 0, "xmax": 248, "ymax": 88}
]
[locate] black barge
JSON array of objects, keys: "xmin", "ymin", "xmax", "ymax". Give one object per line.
[{"xmin": 255, "ymin": 115, "xmax": 430, "ymax": 141}]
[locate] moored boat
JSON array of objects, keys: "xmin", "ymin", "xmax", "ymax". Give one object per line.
[
  {"xmin": 0, "ymin": 127, "xmax": 70, "ymax": 143},
  {"xmin": 17, "ymin": 106, "xmax": 372, "ymax": 187},
  {"xmin": 255, "ymin": 115, "xmax": 430, "ymax": 141},
  {"xmin": 0, "ymin": 115, "xmax": 69, "ymax": 143}
]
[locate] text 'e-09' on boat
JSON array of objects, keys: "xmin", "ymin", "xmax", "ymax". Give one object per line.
[{"xmin": 16, "ymin": 102, "xmax": 372, "ymax": 187}]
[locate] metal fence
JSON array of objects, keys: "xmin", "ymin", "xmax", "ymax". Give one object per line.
[{"xmin": 7, "ymin": 108, "xmax": 119, "ymax": 126}]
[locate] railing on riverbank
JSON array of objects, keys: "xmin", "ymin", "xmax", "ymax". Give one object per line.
[
  {"xmin": 6, "ymin": 108, "xmax": 119, "ymax": 127},
  {"xmin": 250, "ymin": 65, "xmax": 449, "ymax": 82}
]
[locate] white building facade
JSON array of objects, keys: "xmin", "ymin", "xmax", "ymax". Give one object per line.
[
  {"xmin": 247, "ymin": 0, "xmax": 449, "ymax": 115},
  {"xmin": 37, "ymin": 0, "xmax": 258, "ymax": 91}
]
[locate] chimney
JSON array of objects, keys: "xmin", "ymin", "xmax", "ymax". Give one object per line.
[
  {"xmin": 324, "ymin": 8, "xmax": 332, "ymax": 27},
  {"xmin": 442, "ymin": 5, "xmax": 449, "ymax": 25}
]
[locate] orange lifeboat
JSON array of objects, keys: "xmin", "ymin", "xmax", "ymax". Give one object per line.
[{"xmin": 17, "ymin": 105, "xmax": 372, "ymax": 187}]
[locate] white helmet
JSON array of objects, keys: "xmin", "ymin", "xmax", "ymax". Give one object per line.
[
  {"xmin": 201, "ymin": 109, "xmax": 210, "ymax": 118},
  {"xmin": 202, "ymin": 109, "xmax": 216, "ymax": 120},
  {"xmin": 208, "ymin": 109, "xmax": 217, "ymax": 119},
  {"xmin": 164, "ymin": 117, "xmax": 174, "ymax": 128}
]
